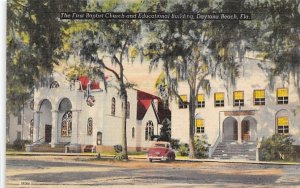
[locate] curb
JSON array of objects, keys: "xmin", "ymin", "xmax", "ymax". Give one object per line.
[{"xmin": 6, "ymin": 152, "xmax": 300, "ymax": 165}]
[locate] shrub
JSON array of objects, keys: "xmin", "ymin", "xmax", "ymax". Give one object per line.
[
  {"xmin": 178, "ymin": 143, "xmax": 189, "ymax": 156},
  {"xmin": 113, "ymin": 145, "xmax": 124, "ymax": 161},
  {"xmin": 13, "ymin": 139, "xmax": 32, "ymax": 151},
  {"xmin": 159, "ymin": 118, "xmax": 171, "ymax": 142},
  {"xmin": 260, "ymin": 134, "xmax": 295, "ymax": 161},
  {"xmin": 170, "ymin": 139, "xmax": 180, "ymax": 150},
  {"xmin": 194, "ymin": 135, "xmax": 209, "ymax": 159}
]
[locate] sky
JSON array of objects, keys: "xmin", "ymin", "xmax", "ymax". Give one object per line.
[{"xmin": 121, "ymin": 60, "xmax": 162, "ymax": 95}]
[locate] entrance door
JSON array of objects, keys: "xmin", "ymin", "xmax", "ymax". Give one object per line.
[
  {"xmin": 45, "ymin": 124, "xmax": 52, "ymax": 143},
  {"xmin": 242, "ymin": 120, "xmax": 250, "ymax": 141},
  {"xmin": 223, "ymin": 117, "xmax": 238, "ymax": 141}
]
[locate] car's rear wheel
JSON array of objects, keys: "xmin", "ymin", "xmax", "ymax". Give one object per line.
[
  {"xmin": 149, "ymin": 159, "xmax": 153, "ymax": 162},
  {"xmin": 172, "ymin": 154, "xmax": 176, "ymax": 161}
]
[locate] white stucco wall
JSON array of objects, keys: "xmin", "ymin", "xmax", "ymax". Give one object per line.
[
  {"xmin": 7, "ymin": 101, "xmax": 34, "ymax": 144},
  {"xmin": 171, "ymin": 58, "xmax": 300, "ymax": 145}
]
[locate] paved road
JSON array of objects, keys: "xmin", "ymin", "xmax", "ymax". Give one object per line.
[{"xmin": 5, "ymin": 156, "xmax": 300, "ymax": 187}]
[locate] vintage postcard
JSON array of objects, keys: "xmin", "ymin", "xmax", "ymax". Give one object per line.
[{"xmin": 5, "ymin": 0, "xmax": 300, "ymax": 187}]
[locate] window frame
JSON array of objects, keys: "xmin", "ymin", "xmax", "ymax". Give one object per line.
[
  {"xmin": 253, "ymin": 89, "xmax": 266, "ymax": 106},
  {"xmin": 195, "ymin": 118, "xmax": 205, "ymax": 134},
  {"xmin": 61, "ymin": 111, "xmax": 72, "ymax": 137},
  {"xmin": 179, "ymin": 95, "xmax": 188, "ymax": 109},
  {"xmin": 87, "ymin": 117, "xmax": 93, "ymax": 136},
  {"xmin": 214, "ymin": 92, "xmax": 225, "ymax": 107},
  {"xmin": 145, "ymin": 121, "xmax": 154, "ymax": 141},
  {"xmin": 233, "ymin": 91, "xmax": 244, "ymax": 107},
  {"xmin": 111, "ymin": 97, "xmax": 116, "ymax": 116},
  {"xmin": 132, "ymin": 127, "xmax": 135, "ymax": 139},
  {"xmin": 196, "ymin": 94, "xmax": 205, "ymax": 108},
  {"xmin": 276, "ymin": 116, "xmax": 289, "ymax": 134},
  {"xmin": 277, "ymin": 88, "xmax": 288, "ymax": 105}
]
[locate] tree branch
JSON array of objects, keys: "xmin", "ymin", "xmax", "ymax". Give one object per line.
[
  {"xmin": 98, "ymin": 59, "xmax": 120, "ymax": 80},
  {"xmin": 196, "ymin": 71, "xmax": 209, "ymax": 97}
]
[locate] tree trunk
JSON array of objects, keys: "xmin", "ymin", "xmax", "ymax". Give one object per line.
[
  {"xmin": 120, "ymin": 87, "xmax": 128, "ymax": 160},
  {"xmin": 188, "ymin": 87, "xmax": 196, "ymax": 159}
]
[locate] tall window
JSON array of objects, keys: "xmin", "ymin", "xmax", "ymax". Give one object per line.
[
  {"xmin": 214, "ymin": 92, "xmax": 224, "ymax": 107},
  {"xmin": 87, "ymin": 118, "xmax": 93, "ymax": 136},
  {"xmin": 17, "ymin": 131, "xmax": 21, "ymax": 140},
  {"xmin": 196, "ymin": 94, "xmax": 205, "ymax": 108},
  {"xmin": 17, "ymin": 112, "xmax": 22, "ymax": 125},
  {"xmin": 277, "ymin": 116, "xmax": 289, "ymax": 134},
  {"xmin": 126, "ymin": 102, "xmax": 130, "ymax": 119},
  {"xmin": 277, "ymin": 88, "xmax": 288, "ymax": 104},
  {"xmin": 179, "ymin": 95, "xmax": 188, "ymax": 109},
  {"xmin": 254, "ymin": 90, "xmax": 265, "ymax": 105},
  {"xmin": 30, "ymin": 119, "xmax": 34, "ymax": 141},
  {"xmin": 145, "ymin": 121, "xmax": 154, "ymax": 140},
  {"xmin": 97, "ymin": 132, "xmax": 102, "ymax": 145},
  {"xmin": 111, "ymin": 97, "xmax": 116, "ymax": 116},
  {"xmin": 61, "ymin": 111, "xmax": 72, "ymax": 137},
  {"xmin": 233, "ymin": 91, "xmax": 244, "ymax": 106},
  {"xmin": 132, "ymin": 127, "xmax": 135, "ymax": 139},
  {"xmin": 195, "ymin": 119, "xmax": 205, "ymax": 133}
]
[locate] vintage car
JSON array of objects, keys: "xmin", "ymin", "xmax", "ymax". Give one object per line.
[{"xmin": 147, "ymin": 141, "xmax": 175, "ymax": 162}]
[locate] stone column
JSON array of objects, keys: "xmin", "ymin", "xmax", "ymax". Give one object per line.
[
  {"xmin": 237, "ymin": 117, "xmax": 242, "ymax": 144},
  {"xmin": 33, "ymin": 111, "xmax": 41, "ymax": 142},
  {"xmin": 51, "ymin": 110, "xmax": 58, "ymax": 148},
  {"xmin": 71, "ymin": 110, "xmax": 80, "ymax": 144}
]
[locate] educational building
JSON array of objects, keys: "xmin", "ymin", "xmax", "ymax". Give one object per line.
[{"xmin": 171, "ymin": 55, "xmax": 300, "ymax": 159}]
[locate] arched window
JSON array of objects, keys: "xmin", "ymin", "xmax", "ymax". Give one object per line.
[
  {"xmin": 111, "ymin": 97, "xmax": 116, "ymax": 116},
  {"xmin": 50, "ymin": 81, "xmax": 59, "ymax": 88},
  {"xmin": 145, "ymin": 121, "xmax": 154, "ymax": 140},
  {"xmin": 87, "ymin": 118, "xmax": 93, "ymax": 135},
  {"xmin": 126, "ymin": 102, "xmax": 130, "ymax": 118},
  {"xmin": 61, "ymin": 111, "xmax": 72, "ymax": 137}
]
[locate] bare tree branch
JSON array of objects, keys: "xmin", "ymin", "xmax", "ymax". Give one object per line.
[{"xmin": 98, "ymin": 58, "xmax": 120, "ymax": 80}]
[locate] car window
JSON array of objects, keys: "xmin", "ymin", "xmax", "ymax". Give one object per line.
[{"xmin": 155, "ymin": 144, "xmax": 166, "ymax": 148}]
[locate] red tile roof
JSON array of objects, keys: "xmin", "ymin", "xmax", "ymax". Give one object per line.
[{"xmin": 136, "ymin": 90, "xmax": 171, "ymax": 122}]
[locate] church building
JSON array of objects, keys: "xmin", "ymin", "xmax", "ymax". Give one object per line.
[{"xmin": 7, "ymin": 72, "xmax": 170, "ymax": 153}]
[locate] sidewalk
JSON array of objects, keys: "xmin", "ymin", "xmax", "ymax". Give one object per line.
[{"xmin": 6, "ymin": 151, "xmax": 300, "ymax": 165}]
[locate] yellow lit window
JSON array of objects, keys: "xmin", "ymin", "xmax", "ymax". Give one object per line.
[
  {"xmin": 277, "ymin": 88, "xmax": 288, "ymax": 104},
  {"xmin": 277, "ymin": 116, "xmax": 289, "ymax": 134},
  {"xmin": 214, "ymin": 92, "xmax": 224, "ymax": 107},
  {"xmin": 179, "ymin": 95, "xmax": 188, "ymax": 109},
  {"xmin": 195, "ymin": 119, "xmax": 204, "ymax": 133},
  {"xmin": 254, "ymin": 90, "xmax": 265, "ymax": 105},
  {"xmin": 233, "ymin": 91, "xmax": 244, "ymax": 106},
  {"xmin": 197, "ymin": 94, "xmax": 205, "ymax": 108}
]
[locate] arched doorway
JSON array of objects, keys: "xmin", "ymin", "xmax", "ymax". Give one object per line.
[
  {"xmin": 39, "ymin": 99, "xmax": 52, "ymax": 143},
  {"xmin": 223, "ymin": 117, "xmax": 238, "ymax": 141},
  {"xmin": 241, "ymin": 116, "xmax": 257, "ymax": 142}
]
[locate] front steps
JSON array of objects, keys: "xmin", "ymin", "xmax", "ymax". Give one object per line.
[
  {"xmin": 28, "ymin": 143, "xmax": 66, "ymax": 153},
  {"xmin": 212, "ymin": 141, "xmax": 257, "ymax": 161}
]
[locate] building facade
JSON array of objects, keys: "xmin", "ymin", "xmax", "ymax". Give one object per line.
[
  {"xmin": 171, "ymin": 56, "xmax": 300, "ymax": 150},
  {"xmin": 6, "ymin": 72, "xmax": 170, "ymax": 152}
]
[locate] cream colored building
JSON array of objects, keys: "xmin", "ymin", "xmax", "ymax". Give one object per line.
[{"xmin": 171, "ymin": 56, "xmax": 300, "ymax": 154}]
